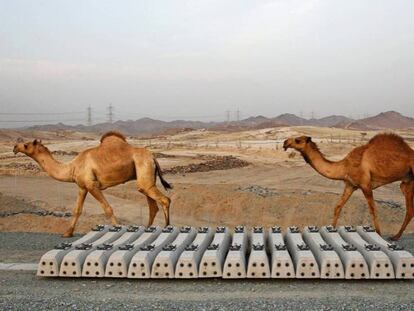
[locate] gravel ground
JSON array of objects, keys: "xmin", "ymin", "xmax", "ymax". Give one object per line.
[
  {"xmin": 1, "ymin": 232, "xmax": 414, "ymax": 310},
  {"xmin": 0, "ymin": 232, "xmax": 80, "ymax": 263}
]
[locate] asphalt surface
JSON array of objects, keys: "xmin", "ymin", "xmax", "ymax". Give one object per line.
[{"xmin": 1, "ymin": 232, "xmax": 414, "ymax": 310}]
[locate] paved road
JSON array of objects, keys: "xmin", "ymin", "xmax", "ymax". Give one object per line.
[{"xmin": 1, "ymin": 232, "xmax": 414, "ymax": 310}]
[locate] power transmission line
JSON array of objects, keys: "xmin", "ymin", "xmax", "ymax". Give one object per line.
[
  {"xmin": 1, "ymin": 109, "xmax": 225, "ymax": 122},
  {"xmin": 0, "ymin": 118, "xmax": 86, "ymax": 123},
  {"xmin": 0, "ymin": 111, "xmax": 84, "ymax": 115},
  {"xmin": 0, "ymin": 108, "xmax": 231, "ymax": 125},
  {"xmin": 107, "ymin": 104, "xmax": 114, "ymax": 123},
  {"xmin": 226, "ymin": 110, "xmax": 230, "ymax": 123},
  {"xmin": 114, "ymin": 112, "xmax": 223, "ymax": 119},
  {"xmin": 87, "ymin": 106, "xmax": 92, "ymax": 126}
]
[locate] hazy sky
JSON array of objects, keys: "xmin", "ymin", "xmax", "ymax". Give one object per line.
[{"xmin": 1, "ymin": 0, "xmax": 413, "ymax": 126}]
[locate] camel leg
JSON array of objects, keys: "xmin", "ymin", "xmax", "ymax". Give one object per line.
[
  {"xmin": 145, "ymin": 186, "xmax": 171, "ymax": 226},
  {"xmin": 146, "ymin": 196, "xmax": 159, "ymax": 227},
  {"xmin": 391, "ymin": 180, "xmax": 414, "ymax": 241},
  {"xmin": 88, "ymin": 188, "xmax": 118, "ymax": 225},
  {"xmin": 361, "ymin": 187, "xmax": 382, "ymax": 235},
  {"xmin": 63, "ymin": 188, "xmax": 87, "ymax": 238},
  {"xmin": 135, "ymin": 160, "xmax": 171, "ymax": 227},
  {"xmin": 332, "ymin": 183, "xmax": 356, "ymax": 227}
]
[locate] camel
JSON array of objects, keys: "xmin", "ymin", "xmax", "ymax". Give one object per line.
[
  {"xmin": 283, "ymin": 133, "xmax": 414, "ymax": 240},
  {"xmin": 13, "ymin": 131, "xmax": 172, "ymax": 237}
]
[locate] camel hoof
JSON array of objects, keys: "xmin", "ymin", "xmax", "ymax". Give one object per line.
[
  {"xmin": 390, "ymin": 235, "xmax": 400, "ymax": 241},
  {"xmin": 62, "ymin": 231, "xmax": 73, "ymax": 238}
]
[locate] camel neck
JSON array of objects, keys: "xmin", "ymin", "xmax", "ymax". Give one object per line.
[
  {"xmin": 31, "ymin": 151, "xmax": 73, "ymax": 182},
  {"xmin": 301, "ymin": 144, "xmax": 346, "ymax": 180}
]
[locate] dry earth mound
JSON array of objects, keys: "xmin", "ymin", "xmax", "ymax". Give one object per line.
[{"xmin": 165, "ymin": 155, "xmax": 250, "ymax": 174}]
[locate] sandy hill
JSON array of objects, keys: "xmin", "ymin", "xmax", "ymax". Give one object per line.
[
  {"xmin": 0, "ymin": 129, "xmax": 96, "ymax": 142},
  {"xmin": 27, "ymin": 118, "xmax": 217, "ymax": 136},
  {"xmin": 239, "ymin": 115, "xmax": 271, "ymax": 126},
  {"xmin": 345, "ymin": 111, "xmax": 414, "ymax": 130},
  {"xmin": 311, "ymin": 115, "xmax": 354, "ymax": 127},
  {"xmin": 16, "ymin": 111, "xmax": 414, "ymax": 135},
  {"xmin": 271, "ymin": 113, "xmax": 309, "ymax": 126}
]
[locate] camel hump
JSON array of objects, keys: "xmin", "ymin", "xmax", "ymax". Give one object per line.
[
  {"xmin": 368, "ymin": 133, "xmax": 407, "ymax": 146},
  {"xmin": 100, "ymin": 131, "xmax": 127, "ymax": 143}
]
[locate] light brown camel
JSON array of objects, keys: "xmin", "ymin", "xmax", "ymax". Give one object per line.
[
  {"xmin": 13, "ymin": 131, "xmax": 172, "ymax": 237},
  {"xmin": 283, "ymin": 133, "xmax": 414, "ymax": 240}
]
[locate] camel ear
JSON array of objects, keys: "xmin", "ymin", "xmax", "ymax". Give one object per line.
[
  {"xmin": 33, "ymin": 139, "xmax": 39, "ymax": 145},
  {"xmin": 306, "ymin": 137, "xmax": 312, "ymax": 143},
  {"xmin": 16, "ymin": 137, "xmax": 24, "ymax": 143}
]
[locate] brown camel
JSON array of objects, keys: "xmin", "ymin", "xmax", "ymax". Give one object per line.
[
  {"xmin": 13, "ymin": 131, "xmax": 172, "ymax": 237},
  {"xmin": 283, "ymin": 133, "xmax": 414, "ymax": 240}
]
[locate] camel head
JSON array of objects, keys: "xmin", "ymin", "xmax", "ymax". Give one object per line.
[
  {"xmin": 283, "ymin": 136, "xmax": 313, "ymax": 152},
  {"xmin": 13, "ymin": 139, "xmax": 45, "ymax": 156}
]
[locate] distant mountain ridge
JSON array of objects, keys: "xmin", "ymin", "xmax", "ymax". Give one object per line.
[
  {"xmin": 22, "ymin": 111, "xmax": 414, "ymax": 136},
  {"xmin": 343, "ymin": 111, "xmax": 414, "ymax": 130}
]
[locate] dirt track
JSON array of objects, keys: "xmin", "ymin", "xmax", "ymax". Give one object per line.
[
  {"xmin": 0, "ymin": 131, "xmax": 412, "ymax": 235},
  {"xmin": 0, "ymin": 136, "xmax": 413, "ymax": 236},
  {"xmin": 0, "ymin": 163, "xmax": 412, "ymax": 237}
]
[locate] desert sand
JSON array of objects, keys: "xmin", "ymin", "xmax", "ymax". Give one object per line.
[{"xmin": 1, "ymin": 126, "xmax": 413, "ymax": 236}]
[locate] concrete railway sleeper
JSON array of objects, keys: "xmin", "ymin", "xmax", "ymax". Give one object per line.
[
  {"xmin": 199, "ymin": 227, "xmax": 232, "ymax": 278},
  {"xmin": 338, "ymin": 226, "xmax": 394, "ymax": 279},
  {"xmin": 105, "ymin": 226, "xmax": 162, "ymax": 278},
  {"xmin": 223, "ymin": 226, "xmax": 249, "ymax": 279},
  {"xmin": 320, "ymin": 226, "xmax": 369, "ymax": 279},
  {"xmin": 37, "ymin": 225, "xmax": 414, "ymax": 279},
  {"xmin": 247, "ymin": 227, "xmax": 270, "ymax": 278},
  {"xmin": 58, "ymin": 225, "xmax": 128, "ymax": 277},
  {"xmin": 285, "ymin": 226, "xmax": 319, "ymax": 278},
  {"xmin": 175, "ymin": 227, "xmax": 215, "ymax": 278},
  {"xmin": 81, "ymin": 225, "xmax": 146, "ymax": 277},
  {"xmin": 37, "ymin": 224, "xmax": 110, "ymax": 277},
  {"xmin": 127, "ymin": 226, "xmax": 179, "ymax": 278},
  {"xmin": 302, "ymin": 226, "xmax": 344, "ymax": 279},
  {"xmin": 356, "ymin": 225, "xmax": 414, "ymax": 279},
  {"xmin": 151, "ymin": 227, "xmax": 197, "ymax": 278},
  {"xmin": 267, "ymin": 226, "xmax": 295, "ymax": 278}
]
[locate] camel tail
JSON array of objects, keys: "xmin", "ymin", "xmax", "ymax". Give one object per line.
[
  {"xmin": 411, "ymin": 154, "xmax": 414, "ymax": 175},
  {"xmin": 412, "ymin": 161, "xmax": 414, "ymax": 177},
  {"xmin": 154, "ymin": 158, "xmax": 173, "ymax": 190}
]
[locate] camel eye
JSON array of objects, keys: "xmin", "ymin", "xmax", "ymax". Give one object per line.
[
  {"xmin": 24, "ymin": 144, "xmax": 28, "ymax": 148},
  {"xmin": 295, "ymin": 139, "xmax": 300, "ymax": 144}
]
